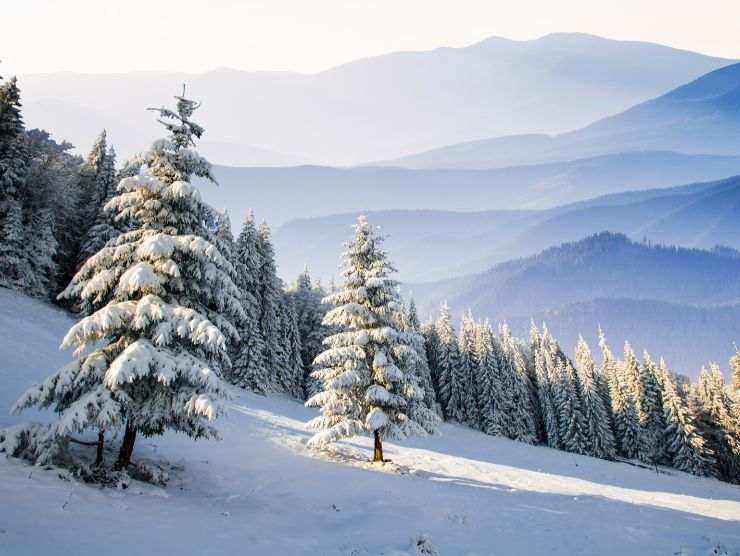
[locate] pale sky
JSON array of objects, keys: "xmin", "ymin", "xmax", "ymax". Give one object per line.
[{"xmin": 3, "ymin": 0, "xmax": 740, "ymax": 75}]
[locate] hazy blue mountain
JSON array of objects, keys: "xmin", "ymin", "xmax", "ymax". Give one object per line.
[
  {"xmin": 202, "ymin": 153, "xmax": 740, "ymax": 232},
  {"xmin": 408, "ymin": 234, "xmax": 740, "ymax": 377},
  {"xmin": 272, "ymin": 175, "xmax": 740, "ymax": 283},
  {"xmin": 388, "ymin": 62, "xmax": 740, "ymax": 169},
  {"xmin": 18, "ymin": 34, "xmax": 733, "ymax": 165}
]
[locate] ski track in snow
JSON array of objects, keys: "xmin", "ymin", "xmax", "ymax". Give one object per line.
[{"xmin": 1, "ymin": 288, "xmax": 740, "ymax": 556}]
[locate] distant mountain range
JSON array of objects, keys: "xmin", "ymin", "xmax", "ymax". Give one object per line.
[
  {"xmin": 18, "ymin": 33, "xmax": 734, "ymax": 165},
  {"xmin": 202, "ymin": 153, "xmax": 740, "ymax": 231},
  {"xmin": 387, "ymin": 62, "xmax": 740, "ymax": 169},
  {"xmin": 407, "ymin": 233, "xmax": 740, "ymax": 377},
  {"xmin": 272, "ymin": 175, "xmax": 740, "ymax": 283}
]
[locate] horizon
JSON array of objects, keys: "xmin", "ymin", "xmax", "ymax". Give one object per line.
[{"xmin": 4, "ymin": 0, "xmax": 740, "ymax": 76}]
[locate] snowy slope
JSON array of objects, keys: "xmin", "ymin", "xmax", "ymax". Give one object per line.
[{"xmin": 1, "ymin": 288, "xmax": 739, "ymax": 555}]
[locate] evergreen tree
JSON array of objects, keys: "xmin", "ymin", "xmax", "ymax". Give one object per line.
[
  {"xmin": 306, "ymin": 216, "xmax": 438, "ymax": 460},
  {"xmin": 636, "ymin": 352, "xmax": 667, "ymax": 465},
  {"xmin": 256, "ymin": 222, "xmax": 285, "ymax": 391},
  {"xmin": 14, "ymin": 89, "xmax": 243, "ymax": 469},
  {"xmin": 0, "ymin": 75, "xmax": 29, "ymax": 290},
  {"xmin": 660, "ymin": 366, "xmax": 713, "ymax": 476},
  {"xmin": 731, "ymin": 348, "xmax": 740, "ymax": 393},
  {"xmin": 456, "ymin": 313, "xmax": 477, "ymax": 426},
  {"xmin": 279, "ymin": 294, "xmax": 305, "ymax": 398},
  {"xmin": 575, "ymin": 336, "xmax": 616, "ymax": 459},
  {"xmin": 435, "ymin": 303, "xmax": 461, "ymax": 420},
  {"xmin": 22, "ymin": 208, "xmax": 58, "ymax": 297},
  {"xmin": 288, "ymin": 268, "xmax": 330, "ymax": 397},
  {"xmin": 474, "ymin": 320, "xmax": 507, "ymax": 436},
  {"xmin": 421, "ymin": 321, "xmax": 442, "ymax": 403},
  {"xmin": 554, "ymin": 358, "xmax": 588, "ymax": 455},
  {"xmin": 532, "ymin": 325, "xmax": 560, "ymax": 448},
  {"xmin": 229, "ymin": 212, "xmax": 268, "ymax": 392},
  {"xmin": 614, "ymin": 342, "xmax": 642, "ymax": 458},
  {"xmin": 76, "ymin": 144, "xmax": 119, "ymax": 270},
  {"xmin": 401, "ymin": 300, "xmax": 437, "ymax": 413},
  {"xmin": 499, "ymin": 323, "xmax": 537, "ymax": 443}
]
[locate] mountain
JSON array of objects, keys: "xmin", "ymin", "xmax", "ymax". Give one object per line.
[
  {"xmin": 388, "ymin": 62, "xmax": 740, "ymax": 169},
  {"xmin": 409, "ymin": 233, "xmax": 740, "ymax": 376},
  {"xmin": 272, "ymin": 175, "xmax": 740, "ymax": 283},
  {"xmin": 17, "ymin": 34, "xmax": 734, "ymax": 165},
  {"xmin": 202, "ymin": 153, "xmax": 740, "ymax": 231}
]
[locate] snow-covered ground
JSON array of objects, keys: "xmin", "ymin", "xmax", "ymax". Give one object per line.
[{"xmin": 1, "ymin": 288, "xmax": 740, "ymax": 556}]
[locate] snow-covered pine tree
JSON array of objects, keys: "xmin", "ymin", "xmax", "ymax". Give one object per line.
[
  {"xmin": 0, "ymin": 75, "xmax": 29, "ymax": 291},
  {"xmin": 575, "ymin": 336, "xmax": 616, "ymax": 459},
  {"xmin": 76, "ymin": 144, "xmax": 120, "ymax": 272},
  {"xmin": 22, "ymin": 208, "xmax": 58, "ymax": 298},
  {"xmin": 456, "ymin": 313, "xmax": 478, "ymax": 426},
  {"xmin": 279, "ymin": 294, "xmax": 305, "ymax": 398},
  {"xmin": 474, "ymin": 320, "xmax": 506, "ymax": 436},
  {"xmin": 401, "ymin": 299, "xmax": 437, "ymax": 412},
  {"xmin": 306, "ymin": 216, "xmax": 437, "ymax": 461},
  {"xmin": 421, "ymin": 320, "xmax": 442, "ymax": 402},
  {"xmin": 731, "ymin": 348, "xmax": 740, "ymax": 393},
  {"xmin": 636, "ymin": 352, "xmax": 667, "ymax": 465},
  {"xmin": 499, "ymin": 323, "xmax": 537, "ymax": 443},
  {"xmin": 256, "ymin": 221, "xmax": 286, "ymax": 391},
  {"xmin": 532, "ymin": 325, "xmax": 560, "ymax": 448},
  {"xmin": 435, "ymin": 303, "xmax": 461, "ymax": 420},
  {"xmin": 288, "ymin": 268, "xmax": 330, "ymax": 398},
  {"xmin": 229, "ymin": 211, "xmax": 268, "ymax": 392},
  {"xmin": 13, "ymin": 88, "xmax": 244, "ymax": 470},
  {"xmin": 691, "ymin": 366, "xmax": 740, "ymax": 482},
  {"xmin": 659, "ymin": 365, "xmax": 713, "ymax": 476},
  {"xmin": 553, "ymin": 358, "xmax": 588, "ymax": 455},
  {"xmin": 613, "ymin": 342, "xmax": 642, "ymax": 459}
]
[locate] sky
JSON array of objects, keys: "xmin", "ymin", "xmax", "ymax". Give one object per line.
[{"xmin": 3, "ymin": 0, "xmax": 740, "ymax": 75}]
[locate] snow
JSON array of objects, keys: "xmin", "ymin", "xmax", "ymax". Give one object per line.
[{"xmin": 1, "ymin": 288, "xmax": 740, "ymax": 555}]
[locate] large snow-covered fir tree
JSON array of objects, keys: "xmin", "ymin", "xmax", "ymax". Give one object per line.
[
  {"xmin": 306, "ymin": 216, "xmax": 438, "ymax": 461},
  {"xmin": 13, "ymin": 89, "xmax": 244, "ymax": 469}
]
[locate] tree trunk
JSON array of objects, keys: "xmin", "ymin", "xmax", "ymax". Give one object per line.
[
  {"xmin": 95, "ymin": 429, "xmax": 105, "ymax": 467},
  {"xmin": 373, "ymin": 430, "xmax": 384, "ymax": 462},
  {"xmin": 115, "ymin": 420, "xmax": 137, "ymax": 470}
]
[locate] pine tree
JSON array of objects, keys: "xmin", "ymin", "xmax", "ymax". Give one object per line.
[
  {"xmin": 575, "ymin": 336, "xmax": 616, "ymax": 459},
  {"xmin": 22, "ymin": 208, "xmax": 58, "ymax": 297},
  {"xmin": 456, "ymin": 313, "xmax": 477, "ymax": 426},
  {"xmin": 256, "ymin": 222, "xmax": 285, "ymax": 391},
  {"xmin": 421, "ymin": 321, "xmax": 442, "ymax": 403},
  {"xmin": 279, "ymin": 294, "xmax": 305, "ymax": 398},
  {"xmin": 14, "ymin": 88, "xmax": 244, "ymax": 469},
  {"xmin": 532, "ymin": 325, "xmax": 560, "ymax": 448},
  {"xmin": 229, "ymin": 212, "xmax": 269, "ymax": 392},
  {"xmin": 435, "ymin": 303, "xmax": 461, "ymax": 420},
  {"xmin": 76, "ymin": 144, "xmax": 120, "ymax": 271},
  {"xmin": 660, "ymin": 366, "xmax": 713, "ymax": 476},
  {"xmin": 0, "ymin": 75, "xmax": 29, "ymax": 290},
  {"xmin": 691, "ymin": 366, "xmax": 740, "ymax": 482},
  {"xmin": 306, "ymin": 216, "xmax": 437, "ymax": 460},
  {"xmin": 731, "ymin": 348, "xmax": 740, "ymax": 393},
  {"xmin": 474, "ymin": 321, "xmax": 507, "ymax": 436},
  {"xmin": 554, "ymin": 358, "xmax": 588, "ymax": 455},
  {"xmin": 499, "ymin": 323, "xmax": 537, "ymax": 443},
  {"xmin": 288, "ymin": 268, "xmax": 330, "ymax": 397},
  {"xmin": 636, "ymin": 352, "xmax": 667, "ymax": 465},
  {"xmin": 401, "ymin": 300, "xmax": 437, "ymax": 413},
  {"xmin": 613, "ymin": 342, "xmax": 641, "ymax": 459}
]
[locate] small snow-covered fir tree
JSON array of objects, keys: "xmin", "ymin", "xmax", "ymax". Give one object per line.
[
  {"xmin": 13, "ymin": 88, "xmax": 244, "ymax": 469},
  {"xmin": 474, "ymin": 320, "xmax": 506, "ymax": 436},
  {"xmin": 456, "ymin": 313, "xmax": 478, "ymax": 426},
  {"xmin": 636, "ymin": 352, "xmax": 667, "ymax": 465},
  {"xmin": 229, "ymin": 211, "xmax": 268, "ymax": 392},
  {"xmin": 435, "ymin": 303, "xmax": 461, "ymax": 420},
  {"xmin": 553, "ymin": 358, "xmax": 587, "ymax": 455},
  {"xmin": 575, "ymin": 336, "xmax": 616, "ymax": 459},
  {"xmin": 279, "ymin": 294, "xmax": 305, "ymax": 398},
  {"xmin": 660, "ymin": 366, "xmax": 712, "ymax": 476},
  {"xmin": 532, "ymin": 325, "xmax": 560, "ymax": 448},
  {"xmin": 401, "ymin": 299, "xmax": 438, "ymax": 413},
  {"xmin": 22, "ymin": 208, "xmax": 58, "ymax": 298},
  {"xmin": 499, "ymin": 322, "xmax": 537, "ymax": 443},
  {"xmin": 731, "ymin": 348, "xmax": 740, "ymax": 393},
  {"xmin": 288, "ymin": 268, "xmax": 330, "ymax": 398},
  {"xmin": 613, "ymin": 342, "xmax": 642, "ymax": 459},
  {"xmin": 306, "ymin": 216, "xmax": 437, "ymax": 461}
]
